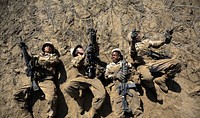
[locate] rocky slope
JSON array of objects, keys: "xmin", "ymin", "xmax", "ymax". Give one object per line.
[{"xmin": 0, "ymin": 0, "xmax": 199, "ymax": 118}]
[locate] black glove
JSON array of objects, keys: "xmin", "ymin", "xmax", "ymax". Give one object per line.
[
  {"xmin": 25, "ymin": 68, "xmax": 32, "ymax": 77},
  {"xmin": 96, "ymin": 67, "xmax": 105, "ymax": 79},
  {"xmin": 131, "ymin": 28, "xmax": 139, "ymax": 40},
  {"xmin": 164, "ymin": 29, "xmax": 173, "ymax": 44},
  {"xmin": 86, "ymin": 45, "xmax": 95, "ymax": 53}
]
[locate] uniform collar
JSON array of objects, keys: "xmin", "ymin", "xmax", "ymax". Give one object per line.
[{"xmin": 110, "ymin": 60, "xmax": 122, "ymax": 65}]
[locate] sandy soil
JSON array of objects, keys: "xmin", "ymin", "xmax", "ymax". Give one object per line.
[{"xmin": 0, "ymin": 0, "xmax": 199, "ymax": 118}]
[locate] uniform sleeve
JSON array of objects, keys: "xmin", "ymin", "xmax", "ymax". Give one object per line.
[
  {"xmin": 105, "ymin": 64, "xmax": 116, "ymax": 80},
  {"xmin": 135, "ymin": 39, "xmax": 151, "ymax": 51},
  {"xmin": 148, "ymin": 39, "xmax": 165, "ymax": 48},
  {"xmin": 38, "ymin": 53, "xmax": 60, "ymax": 67},
  {"xmin": 71, "ymin": 55, "xmax": 85, "ymax": 67},
  {"xmin": 49, "ymin": 54, "xmax": 60, "ymax": 65}
]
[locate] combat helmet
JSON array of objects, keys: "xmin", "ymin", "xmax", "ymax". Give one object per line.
[
  {"xmin": 42, "ymin": 41, "xmax": 55, "ymax": 52},
  {"xmin": 111, "ymin": 48, "xmax": 123, "ymax": 59},
  {"xmin": 70, "ymin": 45, "xmax": 83, "ymax": 57}
]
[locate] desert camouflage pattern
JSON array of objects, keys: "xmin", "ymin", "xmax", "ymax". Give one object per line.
[
  {"xmin": 135, "ymin": 39, "xmax": 164, "ymax": 59},
  {"xmin": 64, "ymin": 54, "xmax": 106, "ymax": 117},
  {"xmin": 105, "ymin": 60, "xmax": 143, "ymax": 118},
  {"xmin": 37, "ymin": 52, "xmax": 60, "ymax": 117}
]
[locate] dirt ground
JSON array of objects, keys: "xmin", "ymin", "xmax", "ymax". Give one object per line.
[{"xmin": 0, "ymin": 0, "xmax": 199, "ymax": 118}]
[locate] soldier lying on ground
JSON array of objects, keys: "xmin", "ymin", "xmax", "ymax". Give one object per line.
[
  {"xmin": 64, "ymin": 45, "xmax": 106, "ymax": 118},
  {"xmin": 127, "ymin": 29, "xmax": 182, "ymax": 101},
  {"xmin": 14, "ymin": 42, "xmax": 61, "ymax": 118},
  {"xmin": 105, "ymin": 48, "xmax": 143, "ymax": 118}
]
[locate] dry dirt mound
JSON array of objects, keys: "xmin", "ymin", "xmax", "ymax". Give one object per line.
[{"xmin": 0, "ymin": 0, "xmax": 200, "ymax": 118}]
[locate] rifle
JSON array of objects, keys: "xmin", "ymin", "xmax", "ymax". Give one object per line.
[
  {"xmin": 164, "ymin": 29, "xmax": 173, "ymax": 44},
  {"xmin": 147, "ymin": 50, "xmax": 171, "ymax": 60},
  {"xmin": 118, "ymin": 59, "xmax": 136, "ymax": 114},
  {"xmin": 85, "ymin": 28, "xmax": 97, "ymax": 78},
  {"xmin": 19, "ymin": 39, "xmax": 39, "ymax": 91},
  {"xmin": 130, "ymin": 28, "xmax": 139, "ymax": 59}
]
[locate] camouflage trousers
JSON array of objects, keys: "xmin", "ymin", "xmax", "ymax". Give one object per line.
[
  {"xmin": 137, "ymin": 58, "xmax": 181, "ymax": 87},
  {"xmin": 14, "ymin": 75, "xmax": 57, "ymax": 117},
  {"xmin": 107, "ymin": 82, "xmax": 143, "ymax": 118},
  {"xmin": 64, "ymin": 76, "xmax": 106, "ymax": 111},
  {"xmin": 38, "ymin": 76, "xmax": 57, "ymax": 117}
]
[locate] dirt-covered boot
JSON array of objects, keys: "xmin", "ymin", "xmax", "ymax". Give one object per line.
[
  {"xmin": 150, "ymin": 84, "xmax": 163, "ymax": 102},
  {"xmin": 154, "ymin": 84, "xmax": 163, "ymax": 102},
  {"xmin": 154, "ymin": 75, "xmax": 168, "ymax": 93}
]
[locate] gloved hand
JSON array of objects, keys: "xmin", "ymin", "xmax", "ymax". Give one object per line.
[
  {"xmin": 131, "ymin": 28, "xmax": 139, "ymax": 40},
  {"xmin": 25, "ymin": 68, "xmax": 32, "ymax": 77},
  {"xmin": 86, "ymin": 45, "xmax": 95, "ymax": 53},
  {"xmin": 164, "ymin": 29, "xmax": 173, "ymax": 44},
  {"xmin": 96, "ymin": 66, "xmax": 105, "ymax": 79},
  {"xmin": 114, "ymin": 71, "xmax": 125, "ymax": 81}
]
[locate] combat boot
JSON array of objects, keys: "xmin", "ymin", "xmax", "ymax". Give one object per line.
[
  {"xmin": 150, "ymin": 84, "xmax": 163, "ymax": 102},
  {"xmin": 154, "ymin": 75, "xmax": 168, "ymax": 92},
  {"xmin": 154, "ymin": 84, "xmax": 163, "ymax": 102}
]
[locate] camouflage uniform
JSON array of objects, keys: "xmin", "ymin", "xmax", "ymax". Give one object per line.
[
  {"xmin": 37, "ymin": 52, "xmax": 60, "ymax": 117},
  {"xmin": 130, "ymin": 33, "xmax": 182, "ymax": 92},
  {"xmin": 64, "ymin": 54, "xmax": 106, "ymax": 117},
  {"xmin": 14, "ymin": 42, "xmax": 60, "ymax": 118},
  {"xmin": 105, "ymin": 60, "xmax": 143, "ymax": 118}
]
